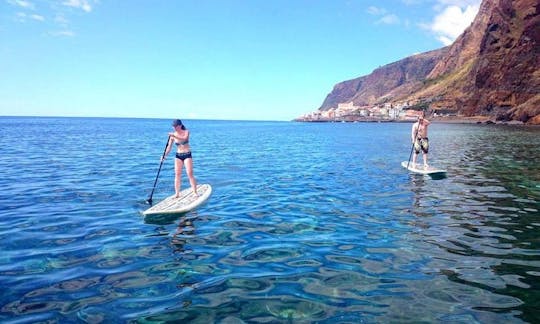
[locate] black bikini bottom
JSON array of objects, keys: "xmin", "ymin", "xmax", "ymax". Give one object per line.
[{"xmin": 175, "ymin": 152, "xmax": 192, "ymax": 161}]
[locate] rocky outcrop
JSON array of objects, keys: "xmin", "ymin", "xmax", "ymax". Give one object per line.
[
  {"xmin": 318, "ymin": 0, "xmax": 540, "ymax": 124},
  {"xmin": 320, "ymin": 48, "xmax": 447, "ymax": 109}
]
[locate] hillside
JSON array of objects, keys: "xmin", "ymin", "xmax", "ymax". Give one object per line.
[{"xmin": 318, "ymin": 0, "xmax": 540, "ymax": 124}]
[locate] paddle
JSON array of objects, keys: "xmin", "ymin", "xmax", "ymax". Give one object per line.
[
  {"xmin": 146, "ymin": 136, "xmax": 170, "ymax": 205},
  {"xmin": 406, "ymin": 117, "xmax": 420, "ymax": 169}
]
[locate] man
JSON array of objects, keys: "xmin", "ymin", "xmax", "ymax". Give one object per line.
[{"xmin": 411, "ymin": 112, "xmax": 431, "ymax": 168}]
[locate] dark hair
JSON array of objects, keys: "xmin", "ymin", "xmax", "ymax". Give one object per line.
[{"xmin": 172, "ymin": 119, "xmax": 186, "ymax": 130}]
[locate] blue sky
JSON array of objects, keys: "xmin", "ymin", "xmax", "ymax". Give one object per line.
[{"xmin": 0, "ymin": 0, "xmax": 481, "ymax": 121}]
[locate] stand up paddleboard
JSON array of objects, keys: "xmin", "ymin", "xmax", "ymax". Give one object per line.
[
  {"xmin": 401, "ymin": 161, "xmax": 447, "ymax": 178},
  {"xmin": 143, "ymin": 184, "xmax": 212, "ymax": 216}
]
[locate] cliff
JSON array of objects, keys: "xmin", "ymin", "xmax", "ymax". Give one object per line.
[{"xmin": 318, "ymin": 0, "xmax": 540, "ymax": 124}]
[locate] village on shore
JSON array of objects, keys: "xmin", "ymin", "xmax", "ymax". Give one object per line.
[
  {"xmin": 294, "ymin": 101, "xmax": 523, "ymax": 124},
  {"xmin": 296, "ymin": 101, "xmax": 424, "ymax": 122}
]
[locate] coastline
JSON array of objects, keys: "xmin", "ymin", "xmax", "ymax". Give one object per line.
[
  {"xmin": 431, "ymin": 116, "xmax": 529, "ymax": 125},
  {"xmin": 295, "ymin": 115, "xmax": 532, "ymax": 125}
]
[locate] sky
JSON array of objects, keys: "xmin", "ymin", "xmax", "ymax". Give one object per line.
[{"xmin": 0, "ymin": 0, "xmax": 481, "ymax": 121}]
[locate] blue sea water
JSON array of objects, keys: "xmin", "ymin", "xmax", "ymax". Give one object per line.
[{"xmin": 0, "ymin": 116, "xmax": 539, "ymax": 323}]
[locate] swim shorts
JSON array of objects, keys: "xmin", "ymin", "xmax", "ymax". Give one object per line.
[{"xmin": 414, "ymin": 137, "xmax": 429, "ymax": 154}]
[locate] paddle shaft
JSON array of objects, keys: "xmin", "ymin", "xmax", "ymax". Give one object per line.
[
  {"xmin": 407, "ymin": 120, "xmax": 420, "ymax": 169},
  {"xmin": 147, "ymin": 136, "xmax": 170, "ymax": 204}
]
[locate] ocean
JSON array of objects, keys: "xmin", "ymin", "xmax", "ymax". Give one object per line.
[{"xmin": 0, "ymin": 117, "xmax": 539, "ymax": 323}]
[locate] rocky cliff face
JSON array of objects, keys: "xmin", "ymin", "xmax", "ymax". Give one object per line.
[
  {"xmin": 320, "ymin": 48, "xmax": 447, "ymax": 109},
  {"xmin": 319, "ymin": 0, "xmax": 540, "ymax": 124}
]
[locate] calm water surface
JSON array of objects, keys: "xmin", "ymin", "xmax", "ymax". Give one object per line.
[{"xmin": 0, "ymin": 117, "xmax": 539, "ymax": 323}]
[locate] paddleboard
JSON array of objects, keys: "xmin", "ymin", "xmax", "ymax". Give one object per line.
[
  {"xmin": 401, "ymin": 161, "xmax": 447, "ymax": 177},
  {"xmin": 143, "ymin": 184, "xmax": 212, "ymax": 216}
]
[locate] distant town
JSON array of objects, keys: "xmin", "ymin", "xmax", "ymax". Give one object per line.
[{"xmin": 295, "ymin": 101, "xmax": 456, "ymax": 122}]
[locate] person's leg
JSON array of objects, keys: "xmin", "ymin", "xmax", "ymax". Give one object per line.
[
  {"xmin": 421, "ymin": 138, "xmax": 429, "ymax": 167},
  {"xmin": 174, "ymin": 158, "xmax": 184, "ymax": 198},
  {"xmin": 184, "ymin": 158, "xmax": 198, "ymax": 195},
  {"xmin": 412, "ymin": 139, "xmax": 420, "ymax": 166}
]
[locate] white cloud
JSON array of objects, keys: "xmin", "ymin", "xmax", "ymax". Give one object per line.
[
  {"xmin": 54, "ymin": 14, "xmax": 69, "ymax": 26},
  {"xmin": 430, "ymin": 3, "xmax": 480, "ymax": 45},
  {"xmin": 367, "ymin": 6, "xmax": 387, "ymax": 16},
  {"xmin": 434, "ymin": 0, "xmax": 481, "ymax": 10},
  {"xmin": 15, "ymin": 12, "xmax": 27, "ymax": 21},
  {"xmin": 30, "ymin": 14, "xmax": 44, "ymax": 21},
  {"xmin": 367, "ymin": 6, "xmax": 400, "ymax": 25},
  {"xmin": 402, "ymin": 0, "xmax": 426, "ymax": 5},
  {"xmin": 6, "ymin": 0, "xmax": 98, "ymax": 37},
  {"xmin": 14, "ymin": 11, "xmax": 43, "ymax": 22},
  {"xmin": 50, "ymin": 30, "xmax": 75, "ymax": 37},
  {"xmin": 7, "ymin": 0, "xmax": 35, "ymax": 10},
  {"xmin": 62, "ymin": 0, "xmax": 93, "ymax": 13},
  {"xmin": 437, "ymin": 35, "xmax": 454, "ymax": 45},
  {"xmin": 378, "ymin": 14, "xmax": 400, "ymax": 25},
  {"xmin": 402, "ymin": 0, "xmax": 480, "ymax": 45}
]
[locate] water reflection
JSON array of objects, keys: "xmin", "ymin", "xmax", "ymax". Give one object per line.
[{"xmin": 171, "ymin": 216, "xmax": 196, "ymax": 254}]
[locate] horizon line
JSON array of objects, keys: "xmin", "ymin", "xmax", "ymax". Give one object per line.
[{"xmin": 0, "ymin": 115, "xmax": 293, "ymax": 122}]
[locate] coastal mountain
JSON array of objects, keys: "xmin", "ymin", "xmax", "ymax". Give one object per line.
[{"xmin": 318, "ymin": 0, "xmax": 540, "ymax": 124}]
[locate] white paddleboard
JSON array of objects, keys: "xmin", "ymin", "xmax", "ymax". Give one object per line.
[
  {"xmin": 401, "ymin": 161, "xmax": 447, "ymax": 176},
  {"xmin": 143, "ymin": 184, "xmax": 212, "ymax": 216}
]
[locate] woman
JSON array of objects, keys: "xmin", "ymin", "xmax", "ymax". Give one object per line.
[{"xmin": 163, "ymin": 119, "xmax": 198, "ymax": 198}]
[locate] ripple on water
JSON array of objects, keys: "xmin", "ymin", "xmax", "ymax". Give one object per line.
[{"xmin": 1, "ymin": 119, "xmax": 539, "ymax": 323}]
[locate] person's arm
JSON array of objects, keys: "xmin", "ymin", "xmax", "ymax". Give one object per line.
[
  {"xmin": 411, "ymin": 123, "xmax": 417, "ymax": 143},
  {"xmin": 162, "ymin": 136, "xmax": 174, "ymax": 160},
  {"xmin": 175, "ymin": 130, "xmax": 189, "ymax": 142},
  {"xmin": 168, "ymin": 131, "xmax": 189, "ymax": 142}
]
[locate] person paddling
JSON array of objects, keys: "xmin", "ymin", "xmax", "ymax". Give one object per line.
[
  {"xmin": 411, "ymin": 112, "xmax": 431, "ymax": 168},
  {"xmin": 162, "ymin": 119, "xmax": 198, "ymax": 198}
]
